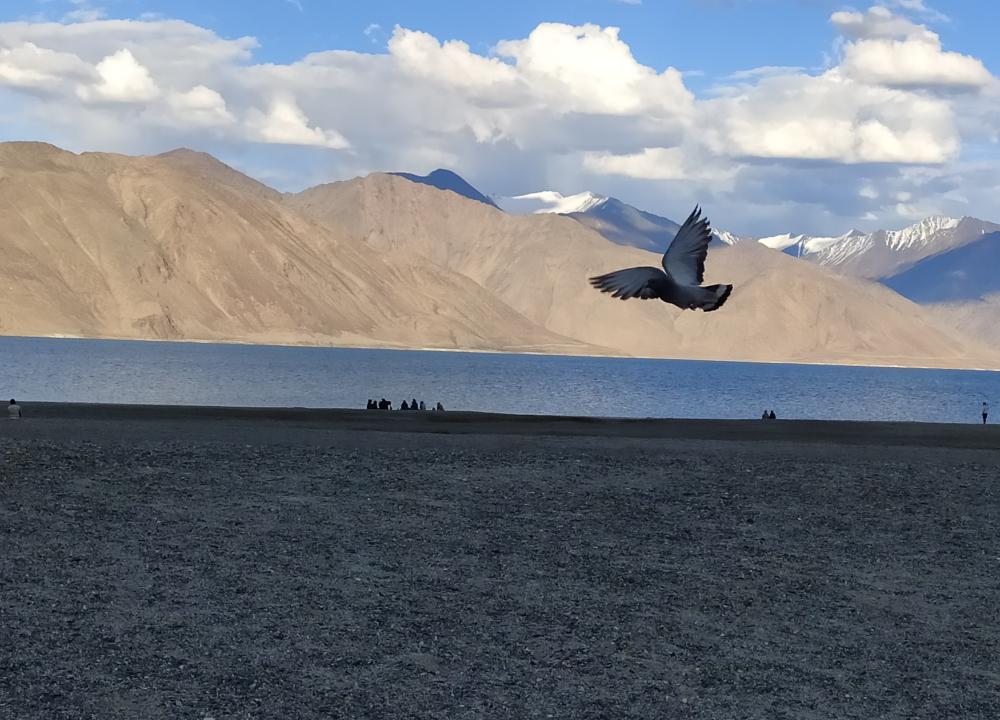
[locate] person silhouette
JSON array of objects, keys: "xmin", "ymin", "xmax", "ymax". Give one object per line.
[
  {"xmin": 8, "ymin": 399, "xmax": 21, "ymax": 419},
  {"xmin": 436, "ymin": 402, "xmax": 445, "ymax": 412},
  {"xmin": 983, "ymin": 401, "xmax": 989, "ymax": 425},
  {"xmin": 411, "ymin": 398, "xmax": 419, "ymax": 411},
  {"xmin": 401, "ymin": 400, "xmax": 410, "ymax": 411},
  {"xmin": 768, "ymin": 410, "xmax": 776, "ymax": 420},
  {"xmin": 419, "ymin": 401, "xmax": 426, "ymax": 411}
]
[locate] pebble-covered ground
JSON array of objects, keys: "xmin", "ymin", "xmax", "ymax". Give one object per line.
[{"xmin": 1, "ymin": 415, "xmax": 998, "ymax": 719}]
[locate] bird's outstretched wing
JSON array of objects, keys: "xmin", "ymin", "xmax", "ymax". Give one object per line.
[
  {"xmin": 663, "ymin": 205, "xmax": 712, "ymax": 286},
  {"xmin": 589, "ymin": 267, "xmax": 665, "ymax": 300}
]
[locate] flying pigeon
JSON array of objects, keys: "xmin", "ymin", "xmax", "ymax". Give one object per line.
[{"xmin": 589, "ymin": 205, "xmax": 733, "ymax": 312}]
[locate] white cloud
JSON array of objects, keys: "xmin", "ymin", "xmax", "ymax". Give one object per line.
[
  {"xmin": 888, "ymin": 0, "xmax": 949, "ymax": 23},
  {"xmin": 495, "ymin": 23, "xmax": 692, "ymax": 117},
  {"xmin": 0, "ymin": 42, "xmax": 90, "ymax": 89},
  {"xmin": 389, "ymin": 26, "xmax": 519, "ymax": 95},
  {"xmin": 840, "ymin": 37, "xmax": 991, "ymax": 89},
  {"xmin": 166, "ymin": 85, "xmax": 234, "ymax": 127},
  {"xmin": 582, "ymin": 146, "xmax": 733, "ymax": 184},
  {"xmin": 705, "ymin": 71, "xmax": 960, "ymax": 165},
  {"xmin": 363, "ymin": 23, "xmax": 382, "ymax": 44},
  {"xmin": 830, "ymin": 6, "xmax": 935, "ymax": 41},
  {"xmin": 246, "ymin": 98, "xmax": 349, "ymax": 149},
  {"xmin": 77, "ymin": 48, "xmax": 159, "ymax": 102},
  {"xmin": 831, "ymin": 6, "xmax": 990, "ymax": 89}
]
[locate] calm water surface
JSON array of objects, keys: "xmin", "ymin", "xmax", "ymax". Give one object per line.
[{"xmin": 1, "ymin": 337, "xmax": 998, "ymax": 423}]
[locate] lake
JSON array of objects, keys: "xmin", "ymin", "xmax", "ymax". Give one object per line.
[{"xmin": 0, "ymin": 336, "xmax": 997, "ymax": 423}]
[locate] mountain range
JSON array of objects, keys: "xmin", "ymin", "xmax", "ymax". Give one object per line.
[
  {"xmin": 1, "ymin": 142, "xmax": 998, "ymax": 369},
  {"xmin": 498, "ymin": 186, "xmax": 1000, "ymax": 307}
]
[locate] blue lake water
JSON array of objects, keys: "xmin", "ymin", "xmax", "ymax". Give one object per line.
[{"xmin": 0, "ymin": 336, "xmax": 998, "ymax": 423}]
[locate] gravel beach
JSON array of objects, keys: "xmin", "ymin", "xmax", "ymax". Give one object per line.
[{"xmin": 2, "ymin": 406, "xmax": 999, "ymax": 719}]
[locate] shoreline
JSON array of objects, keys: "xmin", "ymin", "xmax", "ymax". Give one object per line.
[
  {"xmin": 5, "ymin": 401, "xmax": 1000, "ymax": 449},
  {"xmin": 2, "ymin": 332, "xmax": 998, "ymax": 373}
]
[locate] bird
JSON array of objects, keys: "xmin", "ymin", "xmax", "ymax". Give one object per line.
[{"xmin": 589, "ymin": 205, "xmax": 732, "ymax": 312}]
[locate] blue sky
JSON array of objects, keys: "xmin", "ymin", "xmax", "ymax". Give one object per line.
[{"xmin": 2, "ymin": 1, "xmax": 1000, "ymax": 234}]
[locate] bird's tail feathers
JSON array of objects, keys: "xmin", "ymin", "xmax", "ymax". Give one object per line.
[{"xmin": 702, "ymin": 284, "xmax": 733, "ymax": 312}]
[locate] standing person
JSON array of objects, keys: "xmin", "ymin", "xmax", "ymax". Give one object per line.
[
  {"xmin": 8, "ymin": 399, "xmax": 21, "ymax": 419},
  {"xmin": 983, "ymin": 401, "xmax": 989, "ymax": 425}
]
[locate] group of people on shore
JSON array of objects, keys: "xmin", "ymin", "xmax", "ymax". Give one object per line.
[
  {"xmin": 760, "ymin": 409, "xmax": 777, "ymax": 420},
  {"xmin": 367, "ymin": 398, "xmax": 444, "ymax": 412}
]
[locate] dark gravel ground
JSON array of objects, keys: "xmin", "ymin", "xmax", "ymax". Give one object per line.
[{"xmin": 1, "ymin": 411, "xmax": 999, "ymax": 719}]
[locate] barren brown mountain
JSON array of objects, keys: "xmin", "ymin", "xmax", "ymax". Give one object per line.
[
  {"xmin": 289, "ymin": 173, "xmax": 1000, "ymax": 368},
  {"xmin": 0, "ymin": 142, "xmax": 591, "ymax": 354}
]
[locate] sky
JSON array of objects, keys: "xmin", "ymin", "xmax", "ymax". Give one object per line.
[{"xmin": 1, "ymin": 0, "xmax": 999, "ymax": 235}]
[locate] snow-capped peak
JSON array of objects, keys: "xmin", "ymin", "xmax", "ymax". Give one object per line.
[
  {"xmin": 884, "ymin": 216, "xmax": 961, "ymax": 251},
  {"xmin": 508, "ymin": 190, "xmax": 609, "ymax": 215}
]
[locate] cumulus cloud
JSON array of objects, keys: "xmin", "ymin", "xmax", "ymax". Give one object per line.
[
  {"xmin": 832, "ymin": 6, "xmax": 990, "ymax": 89},
  {"xmin": 246, "ymin": 98, "xmax": 349, "ymax": 148},
  {"xmin": 0, "ymin": 8, "xmax": 995, "ymax": 233},
  {"xmin": 840, "ymin": 38, "xmax": 991, "ymax": 89},
  {"xmin": 389, "ymin": 26, "xmax": 519, "ymax": 95},
  {"xmin": 77, "ymin": 48, "xmax": 159, "ymax": 102},
  {"xmin": 830, "ymin": 5, "xmax": 936, "ymax": 41},
  {"xmin": 495, "ymin": 23, "xmax": 693, "ymax": 117},
  {"xmin": 705, "ymin": 73, "xmax": 960, "ymax": 164},
  {"xmin": 0, "ymin": 42, "xmax": 90, "ymax": 90},
  {"xmin": 166, "ymin": 85, "xmax": 235, "ymax": 127}
]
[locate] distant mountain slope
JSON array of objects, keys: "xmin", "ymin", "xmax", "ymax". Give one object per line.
[
  {"xmin": 768, "ymin": 217, "xmax": 1000, "ymax": 279},
  {"xmin": 0, "ymin": 142, "xmax": 590, "ymax": 354},
  {"xmin": 925, "ymin": 294, "xmax": 1000, "ymax": 349},
  {"xmin": 391, "ymin": 169, "xmax": 499, "ymax": 208},
  {"xmin": 566, "ymin": 198, "xmax": 682, "ymax": 253},
  {"xmin": 498, "ymin": 190, "xmax": 741, "ymax": 253},
  {"xmin": 289, "ymin": 173, "xmax": 998, "ymax": 369},
  {"xmin": 499, "ymin": 186, "xmax": 1000, "ymax": 283},
  {"xmin": 882, "ymin": 232, "xmax": 1000, "ymax": 302}
]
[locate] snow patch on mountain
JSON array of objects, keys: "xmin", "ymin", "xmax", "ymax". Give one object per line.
[
  {"xmin": 884, "ymin": 216, "xmax": 960, "ymax": 251},
  {"xmin": 501, "ymin": 190, "xmax": 609, "ymax": 215},
  {"xmin": 712, "ymin": 229, "xmax": 746, "ymax": 246}
]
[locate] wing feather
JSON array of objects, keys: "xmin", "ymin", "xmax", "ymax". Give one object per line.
[
  {"xmin": 589, "ymin": 267, "xmax": 665, "ymax": 300},
  {"xmin": 663, "ymin": 205, "xmax": 712, "ymax": 286}
]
